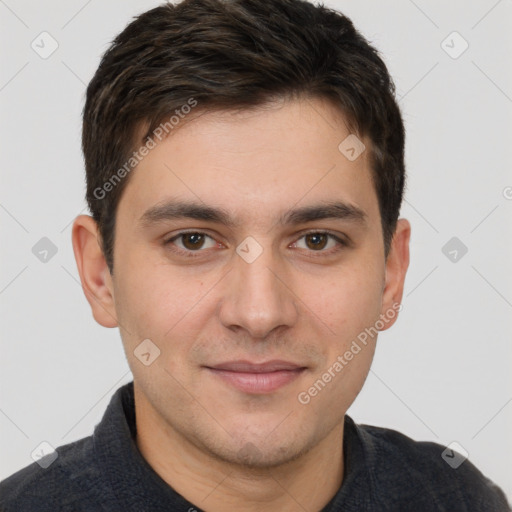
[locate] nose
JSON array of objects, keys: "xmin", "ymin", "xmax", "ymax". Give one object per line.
[{"xmin": 217, "ymin": 243, "xmax": 299, "ymax": 340}]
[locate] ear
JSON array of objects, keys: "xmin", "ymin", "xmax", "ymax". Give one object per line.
[
  {"xmin": 71, "ymin": 215, "xmax": 118, "ymax": 328},
  {"xmin": 379, "ymin": 218, "xmax": 410, "ymax": 330}
]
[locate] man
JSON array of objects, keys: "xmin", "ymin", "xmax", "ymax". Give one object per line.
[{"xmin": 1, "ymin": 0, "xmax": 509, "ymax": 510}]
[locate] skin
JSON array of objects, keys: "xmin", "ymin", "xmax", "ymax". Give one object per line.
[{"xmin": 72, "ymin": 96, "xmax": 410, "ymax": 512}]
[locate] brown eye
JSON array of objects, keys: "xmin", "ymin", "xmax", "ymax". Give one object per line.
[
  {"xmin": 304, "ymin": 233, "xmax": 329, "ymax": 250},
  {"xmin": 165, "ymin": 232, "xmax": 217, "ymax": 254},
  {"xmin": 181, "ymin": 233, "xmax": 206, "ymax": 250},
  {"xmin": 292, "ymin": 231, "xmax": 346, "ymax": 255}
]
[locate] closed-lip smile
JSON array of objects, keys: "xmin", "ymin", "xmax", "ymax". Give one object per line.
[{"xmin": 204, "ymin": 360, "xmax": 307, "ymax": 394}]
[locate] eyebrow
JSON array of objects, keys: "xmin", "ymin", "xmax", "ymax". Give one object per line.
[{"xmin": 139, "ymin": 198, "xmax": 367, "ymax": 228}]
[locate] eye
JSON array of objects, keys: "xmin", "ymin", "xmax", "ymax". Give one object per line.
[
  {"xmin": 291, "ymin": 231, "xmax": 346, "ymax": 254},
  {"xmin": 164, "ymin": 231, "xmax": 219, "ymax": 256}
]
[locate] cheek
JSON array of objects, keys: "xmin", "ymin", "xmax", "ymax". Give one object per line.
[
  {"xmin": 300, "ymin": 343, "xmax": 376, "ymax": 422},
  {"xmin": 300, "ymin": 259, "xmax": 384, "ymax": 338},
  {"xmin": 112, "ymin": 255, "xmax": 173, "ymax": 346},
  {"xmin": 112, "ymin": 252, "xmax": 217, "ymax": 360}
]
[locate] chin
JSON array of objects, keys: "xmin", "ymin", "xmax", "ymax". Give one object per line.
[{"xmin": 204, "ymin": 430, "xmax": 316, "ymax": 470}]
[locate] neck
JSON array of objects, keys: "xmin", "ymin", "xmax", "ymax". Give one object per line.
[
  {"xmin": 136, "ymin": 416, "xmax": 343, "ymax": 512},
  {"xmin": 134, "ymin": 389, "xmax": 345, "ymax": 512}
]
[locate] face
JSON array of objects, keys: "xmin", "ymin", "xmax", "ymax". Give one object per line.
[{"xmin": 79, "ymin": 97, "xmax": 409, "ymax": 469}]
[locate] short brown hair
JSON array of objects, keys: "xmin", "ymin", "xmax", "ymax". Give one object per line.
[{"xmin": 82, "ymin": 0, "xmax": 406, "ymax": 272}]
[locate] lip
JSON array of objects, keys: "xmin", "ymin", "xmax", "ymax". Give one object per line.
[{"xmin": 205, "ymin": 360, "xmax": 307, "ymax": 394}]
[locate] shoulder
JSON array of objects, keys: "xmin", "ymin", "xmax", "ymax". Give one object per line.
[
  {"xmin": 0, "ymin": 435, "xmax": 102, "ymax": 512},
  {"xmin": 354, "ymin": 420, "xmax": 510, "ymax": 511}
]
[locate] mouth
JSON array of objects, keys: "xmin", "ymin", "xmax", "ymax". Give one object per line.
[{"xmin": 204, "ymin": 360, "xmax": 307, "ymax": 394}]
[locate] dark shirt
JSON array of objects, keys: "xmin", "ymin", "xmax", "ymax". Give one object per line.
[{"xmin": 0, "ymin": 381, "xmax": 509, "ymax": 511}]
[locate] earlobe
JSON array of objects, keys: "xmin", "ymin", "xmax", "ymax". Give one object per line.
[
  {"xmin": 380, "ymin": 218, "xmax": 411, "ymax": 330},
  {"xmin": 71, "ymin": 215, "xmax": 118, "ymax": 328}
]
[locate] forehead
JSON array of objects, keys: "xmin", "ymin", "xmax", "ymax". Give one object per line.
[{"xmin": 118, "ymin": 97, "xmax": 380, "ymax": 228}]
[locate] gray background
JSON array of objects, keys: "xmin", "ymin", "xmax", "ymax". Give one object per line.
[{"xmin": 1, "ymin": 0, "xmax": 511, "ymax": 502}]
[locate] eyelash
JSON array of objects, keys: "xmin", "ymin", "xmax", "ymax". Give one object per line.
[{"xmin": 163, "ymin": 230, "xmax": 348, "ymax": 259}]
